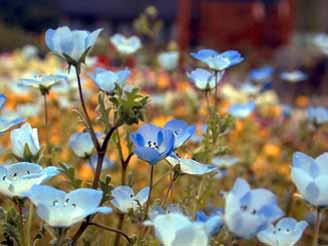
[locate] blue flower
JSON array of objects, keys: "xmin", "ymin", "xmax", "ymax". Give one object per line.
[
  {"xmin": 69, "ymin": 131, "xmax": 96, "ymax": 158},
  {"xmin": 10, "ymin": 123, "xmax": 40, "ymax": 160},
  {"xmin": 291, "ymin": 152, "xmax": 328, "ymax": 207},
  {"xmin": 225, "ymin": 178, "xmax": 283, "ymax": 239},
  {"xmin": 110, "ymin": 34, "xmax": 141, "ymax": 55},
  {"xmin": 144, "ymin": 206, "xmax": 209, "ymax": 246},
  {"xmin": 257, "ymin": 217, "xmax": 308, "ymax": 246},
  {"xmin": 0, "ymin": 94, "xmax": 24, "ymax": 134},
  {"xmin": 187, "ymin": 68, "xmax": 223, "ymax": 90},
  {"xmin": 45, "ymin": 26, "xmax": 102, "ymax": 63},
  {"xmin": 158, "ymin": 51, "xmax": 179, "ymax": 71},
  {"xmin": 282, "ymin": 104, "xmax": 292, "ymax": 118},
  {"xmin": 130, "ymin": 124, "xmax": 175, "ymax": 164},
  {"xmin": 228, "ymin": 101, "xmax": 256, "ymax": 119},
  {"xmin": 191, "ymin": 49, "xmax": 244, "ymax": 71},
  {"xmin": 166, "ymin": 155, "xmax": 216, "ymax": 176},
  {"xmin": 280, "ymin": 70, "xmax": 307, "ymax": 83},
  {"xmin": 111, "ymin": 185, "xmax": 149, "ymax": 213},
  {"xmin": 88, "ymin": 155, "xmax": 114, "ymax": 171},
  {"xmin": 89, "ymin": 67, "xmax": 130, "ymax": 93},
  {"xmin": 240, "ymin": 82, "xmax": 261, "ymax": 95},
  {"xmin": 307, "ymin": 106, "xmax": 328, "ymax": 125},
  {"xmin": 249, "ymin": 66, "xmax": 274, "ymax": 82},
  {"xmin": 212, "ymin": 155, "xmax": 240, "ymax": 169},
  {"xmin": 164, "ymin": 119, "xmax": 195, "ymax": 148},
  {"xmin": 195, "ymin": 209, "xmax": 224, "ymax": 237},
  {"xmin": 0, "ymin": 162, "xmax": 60, "ymax": 198},
  {"xmin": 18, "ymin": 74, "xmax": 67, "ymax": 94},
  {"xmin": 25, "ymin": 185, "xmax": 111, "ymax": 227}
]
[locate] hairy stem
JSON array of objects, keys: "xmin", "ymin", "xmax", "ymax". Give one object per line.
[
  {"xmin": 90, "ymin": 222, "xmax": 131, "ymax": 244},
  {"xmin": 26, "ymin": 201, "xmax": 33, "ymax": 246},
  {"xmin": 312, "ymin": 207, "xmax": 322, "ymax": 246},
  {"xmin": 113, "ymin": 214, "xmax": 125, "ymax": 246},
  {"xmin": 43, "ymin": 94, "xmax": 50, "ymax": 154},
  {"xmin": 144, "ymin": 165, "xmax": 155, "ymax": 219}
]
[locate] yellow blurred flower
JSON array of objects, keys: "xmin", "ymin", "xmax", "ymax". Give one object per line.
[
  {"xmin": 295, "ymin": 96, "xmax": 309, "ymax": 108},
  {"xmin": 263, "ymin": 143, "xmax": 281, "ymax": 158}
]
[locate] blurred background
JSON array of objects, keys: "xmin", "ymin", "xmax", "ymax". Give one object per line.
[{"xmin": 1, "ymin": 0, "xmax": 328, "ymax": 100}]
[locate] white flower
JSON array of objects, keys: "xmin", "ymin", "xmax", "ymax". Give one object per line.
[
  {"xmin": 110, "ymin": 34, "xmax": 141, "ymax": 55},
  {"xmin": 45, "ymin": 26, "xmax": 102, "ymax": 63},
  {"xmin": 25, "ymin": 185, "xmax": 112, "ymax": 227},
  {"xmin": 0, "ymin": 162, "xmax": 60, "ymax": 198},
  {"xmin": 111, "ymin": 185, "xmax": 149, "ymax": 213},
  {"xmin": 10, "ymin": 123, "xmax": 40, "ymax": 159}
]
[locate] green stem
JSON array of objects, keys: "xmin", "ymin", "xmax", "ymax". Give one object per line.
[
  {"xmin": 113, "ymin": 214, "xmax": 125, "ymax": 246},
  {"xmin": 144, "ymin": 165, "xmax": 155, "ymax": 219},
  {"xmin": 43, "ymin": 94, "xmax": 50, "ymax": 154},
  {"xmin": 161, "ymin": 175, "xmax": 176, "ymax": 206},
  {"xmin": 26, "ymin": 202, "xmax": 33, "ymax": 246},
  {"xmin": 89, "ymin": 222, "xmax": 131, "ymax": 244},
  {"xmin": 312, "ymin": 207, "xmax": 322, "ymax": 246}
]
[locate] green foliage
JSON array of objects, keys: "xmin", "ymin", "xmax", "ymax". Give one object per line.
[
  {"xmin": 0, "ymin": 207, "xmax": 22, "ymax": 246},
  {"xmin": 110, "ymin": 87, "xmax": 149, "ymax": 126},
  {"xmin": 193, "ymin": 112, "xmax": 235, "ymax": 163},
  {"xmin": 59, "ymin": 163, "xmax": 82, "ymax": 189}
]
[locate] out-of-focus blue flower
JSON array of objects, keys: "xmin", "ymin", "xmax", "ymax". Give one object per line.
[
  {"xmin": 225, "ymin": 178, "xmax": 284, "ymax": 239},
  {"xmin": 158, "ymin": 51, "xmax": 179, "ymax": 71},
  {"xmin": 0, "ymin": 94, "xmax": 24, "ymax": 134},
  {"xmin": 25, "ymin": 185, "xmax": 111, "ymax": 227},
  {"xmin": 21, "ymin": 45, "xmax": 38, "ymax": 60},
  {"xmin": 191, "ymin": 49, "xmax": 244, "ymax": 71},
  {"xmin": 0, "ymin": 162, "xmax": 60, "ymax": 198},
  {"xmin": 228, "ymin": 101, "xmax": 256, "ymax": 119},
  {"xmin": 187, "ymin": 68, "xmax": 223, "ymax": 90},
  {"xmin": 45, "ymin": 26, "xmax": 102, "ymax": 63},
  {"xmin": 69, "ymin": 131, "xmax": 95, "ymax": 158},
  {"xmin": 291, "ymin": 152, "xmax": 328, "ymax": 207},
  {"xmin": 111, "ymin": 185, "xmax": 149, "ymax": 213},
  {"xmin": 313, "ymin": 33, "xmax": 328, "ymax": 55},
  {"xmin": 110, "ymin": 34, "xmax": 141, "ymax": 55},
  {"xmin": 10, "ymin": 123, "xmax": 40, "ymax": 160},
  {"xmin": 88, "ymin": 67, "xmax": 130, "ymax": 93},
  {"xmin": 212, "ymin": 155, "xmax": 240, "ymax": 169},
  {"xmin": 280, "ymin": 70, "xmax": 307, "ymax": 83},
  {"xmin": 164, "ymin": 119, "xmax": 195, "ymax": 149},
  {"xmin": 257, "ymin": 217, "xmax": 308, "ymax": 246},
  {"xmin": 240, "ymin": 82, "xmax": 260, "ymax": 95},
  {"xmin": 249, "ymin": 66, "xmax": 274, "ymax": 82},
  {"xmin": 282, "ymin": 104, "xmax": 292, "ymax": 118},
  {"xmin": 18, "ymin": 74, "xmax": 67, "ymax": 94},
  {"xmin": 166, "ymin": 155, "xmax": 216, "ymax": 176},
  {"xmin": 195, "ymin": 209, "xmax": 224, "ymax": 237},
  {"xmin": 144, "ymin": 206, "xmax": 209, "ymax": 246},
  {"xmin": 88, "ymin": 155, "xmax": 114, "ymax": 171},
  {"xmin": 16, "ymin": 103, "xmax": 41, "ymax": 118},
  {"xmin": 130, "ymin": 124, "xmax": 175, "ymax": 165},
  {"xmin": 307, "ymin": 106, "xmax": 328, "ymax": 125}
]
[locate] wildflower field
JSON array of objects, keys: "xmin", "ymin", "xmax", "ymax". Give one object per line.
[{"xmin": 1, "ymin": 12, "xmax": 328, "ymax": 246}]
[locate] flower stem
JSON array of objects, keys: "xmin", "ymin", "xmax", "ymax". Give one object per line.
[
  {"xmin": 89, "ymin": 222, "xmax": 131, "ymax": 244},
  {"xmin": 113, "ymin": 214, "xmax": 125, "ymax": 246},
  {"xmin": 312, "ymin": 207, "xmax": 322, "ymax": 246},
  {"xmin": 161, "ymin": 174, "xmax": 176, "ymax": 206},
  {"xmin": 26, "ymin": 201, "xmax": 33, "ymax": 246},
  {"xmin": 74, "ymin": 65, "xmax": 100, "ymax": 151},
  {"xmin": 214, "ymin": 70, "xmax": 219, "ymax": 108},
  {"xmin": 144, "ymin": 165, "xmax": 155, "ymax": 220},
  {"xmin": 43, "ymin": 94, "xmax": 50, "ymax": 154}
]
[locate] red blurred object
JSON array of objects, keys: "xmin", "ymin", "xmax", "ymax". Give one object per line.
[{"xmin": 177, "ymin": 0, "xmax": 295, "ymax": 53}]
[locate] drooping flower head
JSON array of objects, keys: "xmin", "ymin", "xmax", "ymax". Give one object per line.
[
  {"xmin": 88, "ymin": 155, "xmax": 114, "ymax": 171},
  {"xmin": 291, "ymin": 152, "xmax": 328, "ymax": 207},
  {"xmin": 130, "ymin": 124, "xmax": 175, "ymax": 164},
  {"xmin": 249, "ymin": 66, "xmax": 274, "ymax": 83},
  {"xmin": 0, "ymin": 94, "xmax": 24, "ymax": 134},
  {"xmin": 111, "ymin": 185, "xmax": 149, "ymax": 213},
  {"xmin": 158, "ymin": 51, "xmax": 179, "ymax": 71},
  {"xmin": 45, "ymin": 26, "xmax": 102, "ymax": 64},
  {"xmin": 18, "ymin": 74, "xmax": 68, "ymax": 95},
  {"xmin": 257, "ymin": 217, "xmax": 308, "ymax": 246},
  {"xmin": 307, "ymin": 106, "xmax": 328, "ymax": 125},
  {"xmin": 69, "ymin": 131, "xmax": 96, "ymax": 159},
  {"xmin": 0, "ymin": 163, "xmax": 60, "ymax": 198},
  {"xmin": 110, "ymin": 34, "xmax": 141, "ymax": 55},
  {"xmin": 10, "ymin": 123, "xmax": 40, "ymax": 161},
  {"xmin": 164, "ymin": 119, "xmax": 195, "ymax": 149},
  {"xmin": 191, "ymin": 49, "xmax": 244, "ymax": 71},
  {"xmin": 225, "ymin": 178, "xmax": 284, "ymax": 239},
  {"xmin": 88, "ymin": 67, "xmax": 130, "ymax": 94},
  {"xmin": 228, "ymin": 101, "xmax": 256, "ymax": 119},
  {"xmin": 187, "ymin": 68, "xmax": 223, "ymax": 90},
  {"xmin": 25, "ymin": 185, "xmax": 112, "ymax": 227}
]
